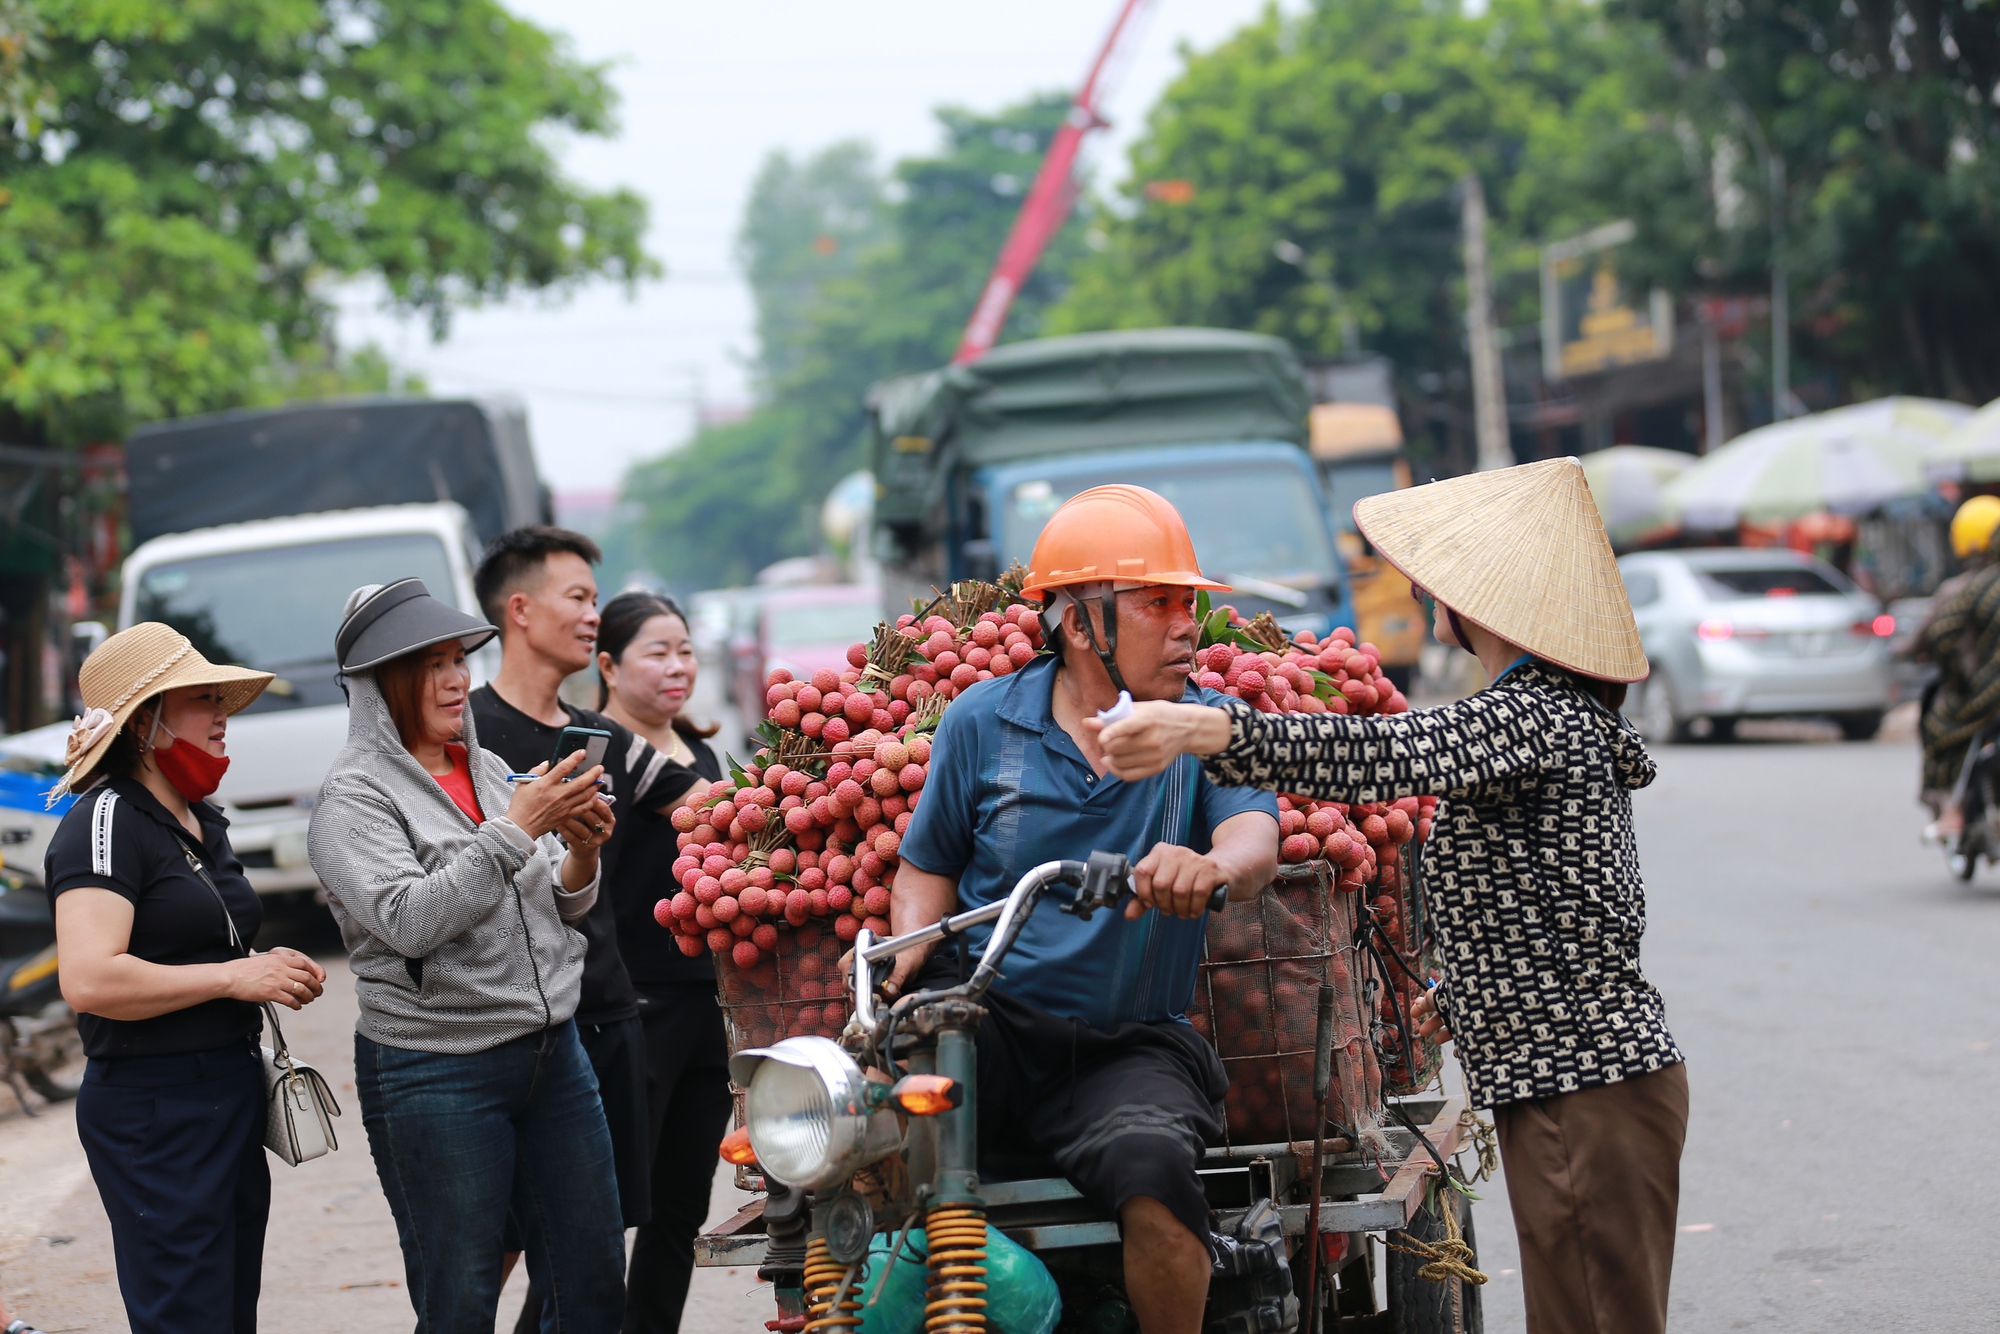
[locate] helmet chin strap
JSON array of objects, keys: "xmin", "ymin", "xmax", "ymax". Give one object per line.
[{"xmin": 1041, "ymin": 587, "xmax": 1132, "ymax": 697}]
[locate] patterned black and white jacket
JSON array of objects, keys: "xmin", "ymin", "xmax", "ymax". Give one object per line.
[{"xmin": 1205, "ymin": 660, "xmax": 1684, "ymax": 1108}]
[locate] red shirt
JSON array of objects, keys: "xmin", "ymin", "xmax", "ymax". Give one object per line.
[{"xmin": 434, "ymin": 745, "xmax": 484, "ymax": 824}]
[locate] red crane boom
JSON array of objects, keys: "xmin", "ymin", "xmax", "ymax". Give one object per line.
[{"xmin": 952, "ymin": 0, "xmax": 1150, "ymax": 365}]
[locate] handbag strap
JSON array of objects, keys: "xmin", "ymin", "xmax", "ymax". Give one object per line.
[{"xmin": 181, "ymin": 843, "xmax": 293, "ymax": 1063}]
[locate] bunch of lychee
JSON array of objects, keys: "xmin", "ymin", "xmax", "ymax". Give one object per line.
[
  {"xmin": 1193, "ymin": 626, "xmax": 1408, "ymax": 715},
  {"xmin": 654, "ymin": 708, "xmax": 932, "ymax": 971},
  {"xmin": 650, "ymin": 602, "xmax": 1045, "ymax": 1043}
]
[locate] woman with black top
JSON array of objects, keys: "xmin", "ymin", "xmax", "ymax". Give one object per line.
[
  {"xmin": 47, "ymin": 623, "xmax": 326, "ymax": 1334},
  {"xmin": 594, "ymin": 592, "xmax": 732, "ymax": 1334}
]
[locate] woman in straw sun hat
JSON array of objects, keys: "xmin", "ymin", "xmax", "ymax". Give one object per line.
[
  {"xmin": 45, "ymin": 622, "xmax": 326, "ymax": 1334},
  {"xmin": 1089, "ymin": 458, "xmax": 1687, "ymax": 1334}
]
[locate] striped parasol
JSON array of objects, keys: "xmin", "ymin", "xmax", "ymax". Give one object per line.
[
  {"xmin": 1926, "ymin": 395, "xmax": 2000, "ymax": 483},
  {"xmin": 1579, "ymin": 446, "xmax": 1695, "ymax": 547},
  {"xmin": 1665, "ymin": 396, "xmax": 1970, "ymax": 530}
]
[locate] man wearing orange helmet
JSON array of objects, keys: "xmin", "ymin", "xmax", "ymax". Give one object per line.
[{"xmin": 891, "ymin": 485, "xmax": 1280, "ymax": 1334}]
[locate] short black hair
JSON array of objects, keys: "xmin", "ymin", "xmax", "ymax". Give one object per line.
[{"xmin": 475, "ymin": 526, "xmax": 603, "ymax": 628}]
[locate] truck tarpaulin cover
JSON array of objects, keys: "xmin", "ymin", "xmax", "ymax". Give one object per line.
[
  {"xmin": 126, "ymin": 398, "xmax": 546, "ymax": 549},
  {"xmin": 868, "ymin": 328, "xmax": 1311, "ymax": 530}
]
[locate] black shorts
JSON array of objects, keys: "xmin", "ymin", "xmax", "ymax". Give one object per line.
[{"xmin": 916, "ymin": 952, "xmax": 1227, "ymax": 1244}]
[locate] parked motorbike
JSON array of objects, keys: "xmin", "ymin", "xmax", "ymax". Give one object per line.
[
  {"xmin": 718, "ymin": 852, "xmax": 1479, "ymax": 1334},
  {"xmin": 0, "ymin": 866, "xmax": 82, "ymax": 1110}
]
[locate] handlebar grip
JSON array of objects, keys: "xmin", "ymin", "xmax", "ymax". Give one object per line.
[{"xmin": 1207, "ymin": 884, "xmax": 1229, "ymax": 914}]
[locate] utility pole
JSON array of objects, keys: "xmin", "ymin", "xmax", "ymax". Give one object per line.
[
  {"xmin": 1700, "ymin": 311, "xmax": 1725, "ymax": 454},
  {"xmin": 1461, "ymin": 173, "xmax": 1510, "ymax": 471},
  {"xmin": 1768, "ymin": 152, "xmax": 1789, "ymax": 420}
]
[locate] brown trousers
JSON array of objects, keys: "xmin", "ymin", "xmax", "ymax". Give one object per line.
[{"xmin": 1491, "ymin": 1063, "xmax": 1690, "ymax": 1334}]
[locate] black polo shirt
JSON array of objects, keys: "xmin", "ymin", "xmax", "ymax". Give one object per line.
[
  {"xmin": 46, "ymin": 777, "xmax": 264, "ymax": 1059},
  {"xmin": 614, "ymin": 730, "xmax": 724, "ymax": 991},
  {"xmin": 469, "ymin": 686, "xmax": 701, "ymax": 1025}
]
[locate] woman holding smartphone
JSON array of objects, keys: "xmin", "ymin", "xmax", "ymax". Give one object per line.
[{"xmin": 307, "ymin": 578, "xmax": 625, "ymax": 1331}]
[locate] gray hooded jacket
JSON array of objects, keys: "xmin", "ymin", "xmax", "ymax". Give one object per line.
[{"xmin": 308, "ymin": 670, "xmax": 596, "ymax": 1054}]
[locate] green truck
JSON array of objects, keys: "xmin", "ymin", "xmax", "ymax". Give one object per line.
[{"xmin": 866, "ymin": 328, "xmax": 1353, "ymax": 629}]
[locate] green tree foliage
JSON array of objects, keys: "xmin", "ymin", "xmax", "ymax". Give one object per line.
[
  {"xmin": 1625, "ymin": 0, "xmax": 2000, "ymax": 401},
  {"xmin": 1049, "ymin": 0, "xmax": 1676, "ymax": 389},
  {"xmin": 736, "ymin": 140, "xmax": 887, "ymax": 388},
  {"xmin": 0, "ymin": 0, "xmax": 651, "ymax": 448},
  {"xmin": 613, "ymin": 93, "xmax": 1085, "ymax": 594}
]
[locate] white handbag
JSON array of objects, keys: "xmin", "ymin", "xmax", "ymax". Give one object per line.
[{"xmin": 184, "ymin": 845, "xmax": 342, "ymax": 1165}]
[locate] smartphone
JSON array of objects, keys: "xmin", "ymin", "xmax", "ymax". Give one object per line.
[{"xmin": 552, "ymin": 726, "xmax": 613, "ymax": 776}]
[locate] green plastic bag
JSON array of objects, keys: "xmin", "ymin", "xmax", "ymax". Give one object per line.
[{"xmin": 854, "ymin": 1222, "xmax": 1061, "ymax": 1334}]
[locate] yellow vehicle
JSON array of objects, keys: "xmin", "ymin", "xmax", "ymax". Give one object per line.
[{"xmin": 1311, "ymin": 402, "xmax": 1426, "ymax": 690}]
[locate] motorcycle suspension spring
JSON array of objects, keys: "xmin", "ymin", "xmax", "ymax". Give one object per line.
[
  {"xmin": 802, "ymin": 1234, "xmax": 862, "ymax": 1333},
  {"xmin": 923, "ymin": 1203, "xmax": 989, "ymax": 1333}
]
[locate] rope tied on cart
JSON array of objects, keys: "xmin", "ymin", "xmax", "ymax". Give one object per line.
[
  {"xmin": 1386, "ymin": 1181, "xmax": 1490, "ymax": 1288},
  {"xmin": 1459, "ymin": 1107, "xmax": 1499, "ymax": 1183}
]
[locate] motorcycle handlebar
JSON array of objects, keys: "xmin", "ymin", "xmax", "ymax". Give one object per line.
[{"xmin": 850, "ymin": 858, "xmax": 1227, "ymax": 1030}]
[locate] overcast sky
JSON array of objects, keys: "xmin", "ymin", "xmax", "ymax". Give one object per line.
[{"xmin": 334, "ymin": 0, "xmax": 1286, "ymax": 496}]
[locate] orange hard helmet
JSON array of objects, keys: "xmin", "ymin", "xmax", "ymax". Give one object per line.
[{"xmin": 1019, "ymin": 485, "xmax": 1230, "ymax": 602}]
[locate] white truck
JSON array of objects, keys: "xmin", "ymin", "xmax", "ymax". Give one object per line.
[{"xmin": 0, "ymin": 397, "xmax": 545, "ymax": 895}]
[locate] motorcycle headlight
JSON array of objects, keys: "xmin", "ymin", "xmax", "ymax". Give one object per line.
[{"xmin": 729, "ymin": 1036, "xmax": 902, "ymax": 1191}]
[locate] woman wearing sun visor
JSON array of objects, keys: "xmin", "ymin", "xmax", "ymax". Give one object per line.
[
  {"xmin": 1091, "ymin": 459, "xmax": 1688, "ymax": 1334},
  {"xmin": 307, "ymin": 577, "xmax": 627, "ymax": 1331}
]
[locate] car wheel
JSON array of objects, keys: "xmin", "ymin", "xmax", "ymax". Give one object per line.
[
  {"xmin": 1705, "ymin": 715, "xmax": 1738, "ymax": 742},
  {"xmin": 1836, "ymin": 710, "xmax": 1884, "ymax": 741},
  {"xmin": 1633, "ymin": 677, "xmax": 1687, "ymax": 743}
]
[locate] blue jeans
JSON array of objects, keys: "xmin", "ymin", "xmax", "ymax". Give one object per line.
[
  {"xmin": 77, "ymin": 1041, "xmax": 270, "ymax": 1334},
  {"xmin": 356, "ymin": 1021, "xmax": 626, "ymax": 1333}
]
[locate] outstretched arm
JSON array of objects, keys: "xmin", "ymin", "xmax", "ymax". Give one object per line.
[{"xmin": 1095, "ymin": 692, "xmax": 1551, "ymax": 804}]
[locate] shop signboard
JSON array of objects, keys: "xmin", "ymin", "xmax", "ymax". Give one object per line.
[{"xmin": 1541, "ymin": 219, "xmax": 1675, "ymax": 380}]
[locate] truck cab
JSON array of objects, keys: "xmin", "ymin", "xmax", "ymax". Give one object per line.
[
  {"xmin": 869, "ymin": 328, "xmax": 1351, "ymax": 633},
  {"xmin": 1309, "ymin": 401, "xmax": 1426, "ymax": 689},
  {"xmin": 972, "ymin": 442, "xmax": 1348, "ymax": 638}
]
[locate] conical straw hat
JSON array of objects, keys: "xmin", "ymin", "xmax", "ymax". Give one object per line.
[
  {"xmin": 51, "ymin": 622, "xmax": 274, "ymax": 802},
  {"xmin": 1353, "ymin": 457, "xmax": 1648, "ymax": 683}
]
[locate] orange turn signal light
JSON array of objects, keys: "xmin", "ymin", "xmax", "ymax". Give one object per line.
[
  {"xmin": 891, "ymin": 1074, "xmax": 962, "ymax": 1116},
  {"xmin": 719, "ymin": 1126, "xmax": 758, "ymax": 1166}
]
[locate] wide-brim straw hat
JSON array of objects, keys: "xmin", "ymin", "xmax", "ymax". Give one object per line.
[
  {"xmin": 336, "ymin": 577, "xmax": 498, "ymax": 673},
  {"xmin": 1353, "ymin": 457, "xmax": 1649, "ymax": 683},
  {"xmin": 53, "ymin": 622, "xmax": 275, "ymax": 801}
]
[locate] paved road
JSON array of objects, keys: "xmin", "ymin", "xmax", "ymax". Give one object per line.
[
  {"xmin": 0, "ymin": 913, "xmax": 770, "ymax": 1332},
  {"xmin": 4, "ymin": 729, "xmax": 1994, "ymax": 1331}
]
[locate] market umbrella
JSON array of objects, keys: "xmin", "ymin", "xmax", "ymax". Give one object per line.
[
  {"xmin": 1925, "ymin": 396, "xmax": 2000, "ymax": 483},
  {"xmin": 1579, "ymin": 446, "xmax": 1694, "ymax": 547},
  {"xmin": 1664, "ymin": 396, "xmax": 1971, "ymax": 530}
]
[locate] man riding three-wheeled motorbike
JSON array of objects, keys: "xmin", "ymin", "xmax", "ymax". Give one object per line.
[{"xmin": 730, "ymin": 486, "xmax": 1283, "ymax": 1333}]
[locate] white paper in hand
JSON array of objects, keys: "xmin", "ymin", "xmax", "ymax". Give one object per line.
[{"xmin": 1095, "ymin": 690, "xmax": 1135, "ymax": 725}]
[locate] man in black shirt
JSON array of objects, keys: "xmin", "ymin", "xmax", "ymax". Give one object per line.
[{"xmin": 469, "ymin": 527, "xmax": 700, "ymax": 1326}]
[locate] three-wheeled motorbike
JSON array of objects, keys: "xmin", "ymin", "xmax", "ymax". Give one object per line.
[{"xmin": 697, "ymin": 853, "xmax": 1485, "ymax": 1333}]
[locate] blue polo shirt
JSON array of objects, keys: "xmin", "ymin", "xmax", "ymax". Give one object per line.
[{"xmin": 899, "ymin": 655, "xmax": 1279, "ymax": 1029}]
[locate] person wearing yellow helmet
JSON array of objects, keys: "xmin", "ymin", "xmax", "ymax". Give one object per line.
[{"xmin": 1915, "ymin": 495, "xmax": 2000, "ymax": 838}]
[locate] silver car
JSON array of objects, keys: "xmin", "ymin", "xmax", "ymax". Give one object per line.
[{"xmin": 1619, "ymin": 548, "xmax": 1895, "ymax": 742}]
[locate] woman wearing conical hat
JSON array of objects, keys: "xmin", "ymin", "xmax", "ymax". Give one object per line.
[{"xmin": 1092, "ymin": 458, "xmax": 1687, "ymax": 1334}]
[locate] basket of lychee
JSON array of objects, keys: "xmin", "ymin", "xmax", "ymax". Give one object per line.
[
  {"xmin": 1180, "ymin": 612, "xmax": 1447, "ymax": 1134},
  {"xmin": 652, "ymin": 593, "xmax": 1045, "ymax": 1048}
]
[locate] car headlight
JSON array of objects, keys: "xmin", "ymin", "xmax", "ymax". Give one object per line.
[{"xmin": 729, "ymin": 1036, "xmax": 903, "ymax": 1191}]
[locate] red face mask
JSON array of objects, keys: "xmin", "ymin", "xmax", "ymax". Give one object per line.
[{"xmin": 151, "ymin": 720, "xmax": 230, "ymax": 802}]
